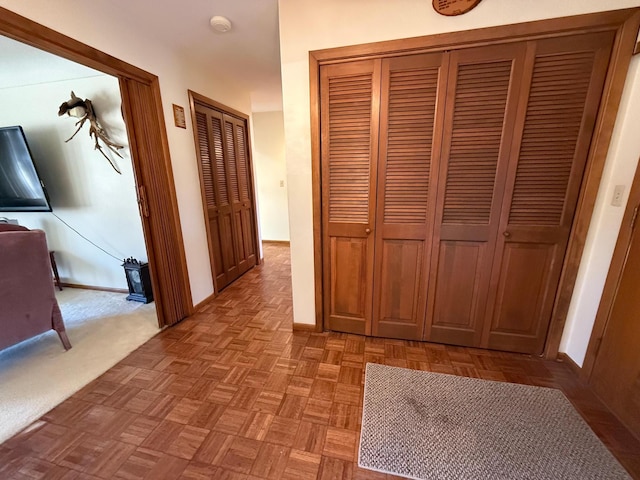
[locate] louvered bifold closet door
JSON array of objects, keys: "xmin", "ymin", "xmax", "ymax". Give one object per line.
[
  {"xmin": 425, "ymin": 44, "xmax": 527, "ymax": 347},
  {"xmin": 481, "ymin": 32, "xmax": 615, "ymax": 354},
  {"xmin": 222, "ymin": 114, "xmax": 255, "ymax": 276},
  {"xmin": 371, "ymin": 53, "xmax": 447, "ymax": 340},
  {"xmin": 194, "ymin": 104, "xmax": 239, "ymax": 290},
  {"xmin": 231, "ymin": 116, "xmax": 257, "ymax": 271},
  {"xmin": 321, "ymin": 60, "xmax": 381, "ymax": 335}
]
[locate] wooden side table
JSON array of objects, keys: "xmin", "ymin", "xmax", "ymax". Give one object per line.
[{"xmin": 49, "ymin": 251, "xmax": 63, "ymax": 291}]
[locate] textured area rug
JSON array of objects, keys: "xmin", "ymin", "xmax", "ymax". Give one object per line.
[
  {"xmin": 0, "ymin": 288, "xmax": 159, "ymax": 444},
  {"xmin": 359, "ymin": 363, "xmax": 630, "ymax": 480}
]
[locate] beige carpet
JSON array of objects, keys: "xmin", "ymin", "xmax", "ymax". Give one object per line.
[
  {"xmin": 0, "ymin": 288, "xmax": 159, "ymax": 444},
  {"xmin": 359, "ymin": 363, "xmax": 631, "ymax": 480}
]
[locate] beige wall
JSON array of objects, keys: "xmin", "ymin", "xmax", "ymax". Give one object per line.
[
  {"xmin": 278, "ymin": 0, "xmax": 640, "ymax": 365},
  {"xmin": 252, "ymin": 111, "xmax": 290, "ymax": 241},
  {"xmin": 0, "ymin": 0, "xmax": 253, "ymax": 305},
  {"xmin": 0, "ymin": 74, "xmax": 146, "ymax": 289}
]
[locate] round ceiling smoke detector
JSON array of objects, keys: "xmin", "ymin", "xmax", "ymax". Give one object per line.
[{"xmin": 210, "ymin": 16, "xmax": 232, "ymax": 33}]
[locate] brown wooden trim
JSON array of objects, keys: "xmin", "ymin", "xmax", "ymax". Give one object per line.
[
  {"xmin": 557, "ymin": 352, "xmax": 582, "ymax": 378},
  {"xmin": 0, "ymin": 7, "xmax": 155, "ymax": 84},
  {"xmin": 580, "ymin": 161, "xmax": 640, "ymax": 381},
  {"xmin": 193, "ymin": 292, "xmax": 217, "ymax": 312},
  {"xmin": 544, "ymin": 9, "xmax": 640, "ymax": 359},
  {"xmin": 0, "ymin": 7, "xmax": 195, "ymax": 328},
  {"xmin": 59, "ymin": 283, "xmax": 129, "ymax": 294},
  {"xmin": 120, "ymin": 79, "xmax": 193, "ymax": 325},
  {"xmin": 262, "ymin": 240, "xmax": 291, "ymax": 246},
  {"xmin": 310, "ymin": 51, "xmax": 324, "ymax": 332},
  {"xmin": 150, "ymin": 79, "xmax": 194, "ymax": 318},
  {"xmin": 189, "ymin": 90, "xmax": 250, "ymax": 121},
  {"xmin": 293, "ymin": 322, "xmax": 321, "ymax": 333},
  {"xmin": 311, "ymin": 9, "xmax": 637, "ymax": 63},
  {"xmin": 634, "ymin": 41, "xmax": 640, "ymax": 55},
  {"xmin": 309, "ymin": 9, "xmax": 640, "ymax": 345}
]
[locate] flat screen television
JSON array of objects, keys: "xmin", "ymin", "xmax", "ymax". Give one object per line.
[{"xmin": 0, "ymin": 126, "xmax": 52, "ymax": 212}]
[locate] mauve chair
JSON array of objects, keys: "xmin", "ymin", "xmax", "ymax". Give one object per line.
[{"xmin": 0, "ymin": 223, "xmax": 71, "ymax": 351}]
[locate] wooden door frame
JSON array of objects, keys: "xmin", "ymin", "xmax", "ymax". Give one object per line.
[
  {"xmin": 187, "ymin": 90, "xmax": 262, "ymax": 295},
  {"xmin": 0, "ymin": 7, "xmax": 193, "ymax": 327},
  {"xmin": 308, "ymin": 8, "xmax": 640, "ymax": 355},
  {"xmin": 580, "ymin": 161, "xmax": 640, "ymax": 380}
]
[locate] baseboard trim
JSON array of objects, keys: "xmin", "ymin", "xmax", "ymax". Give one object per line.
[
  {"xmin": 558, "ymin": 352, "xmax": 582, "ymax": 377},
  {"xmin": 293, "ymin": 322, "xmax": 321, "ymax": 333},
  {"xmin": 262, "ymin": 240, "xmax": 290, "ymax": 246},
  {"xmin": 60, "ymin": 283, "xmax": 128, "ymax": 294},
  {"xmin": 193, "ymin": 292, "xmax": 216, "ymax": 312}
]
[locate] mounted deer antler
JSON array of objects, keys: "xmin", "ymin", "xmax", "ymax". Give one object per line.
[{"xmin": 58, "ymin": 91, "xmax": 124, "ymax": 174}]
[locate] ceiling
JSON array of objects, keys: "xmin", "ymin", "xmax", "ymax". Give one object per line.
[{"xmin": 0, "ymin": 0, "xmax": 283, "ymax": 111}]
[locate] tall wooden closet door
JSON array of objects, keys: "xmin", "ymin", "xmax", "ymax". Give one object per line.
[
  {"xmin": 482, "ymin": 33, "xmax": 615, "ymax": 354},
  {"xmin": 321, "ymin": 60, "xmax": 381, "ymax": 335},
  {"xmin": 223, "ymin": 114, "xmax": 258, "ymax": 275},
  {"xmin": 194, "ymin": 105, "xmax": 239, "ymax": 290},
  {"xmin": 371, "ymin": 53, "xmax": 447, "ymax": 340},
  {"xmin": 425, "ymin": 44, "xmax": 526, "ymax": 347}
]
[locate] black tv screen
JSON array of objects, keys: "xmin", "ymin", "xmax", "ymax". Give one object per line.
[{"xmin": 0, "ymin": 126, "xmax": 51, "ymax": 212}]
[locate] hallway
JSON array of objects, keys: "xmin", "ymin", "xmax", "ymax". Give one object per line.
[{"xmin": 1, "ymin": 243, "xmax": 638, "ymax": 479}]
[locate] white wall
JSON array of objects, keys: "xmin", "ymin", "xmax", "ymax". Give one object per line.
[
  {"xmin": 0, "ymin": 74, "xmax": 146, "ymax": 289},
  {"xmin": 252, "ymin": 111, "xmax": 289, "ymax": 241},
  {"xmin": 0, "ymin": 0, "xmax": 253, "ymax": 305},
  {"xmin": 278, "ymin": 0, "xmax": 640, "ymax": 363}
]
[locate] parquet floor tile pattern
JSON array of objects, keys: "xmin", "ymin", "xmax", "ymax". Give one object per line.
[{"xmin": 2, "ymin": 243, "xmax": 639, "ymax": 479}]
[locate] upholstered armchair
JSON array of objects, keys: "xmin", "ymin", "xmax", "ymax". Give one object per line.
[{"xmin": 0, "ymin": 224, "xmax": 71, "ymax": 351}]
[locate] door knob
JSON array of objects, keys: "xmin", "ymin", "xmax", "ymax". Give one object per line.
[
  {"xmin": 365, "ymin": 228, "xmax": 371, "ymax": 234},
  {"xmin": 503, "ymin": 231, "xmax": 511, "ymax": 238}
]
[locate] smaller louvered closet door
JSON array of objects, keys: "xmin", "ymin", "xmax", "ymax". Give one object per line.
[
  {"xmin": 223, "ymin": 114, "xmax": 257, "ymax": 275},
  {"xmin": 481, "ymin": 32, "xmax": 615, "ymax": 353},
  {"xmin": 425, "ymin": 44, "xmax": 527, "ymax": 347},
  {"xmin": 371, "ymin": 53, "xmax": 447, "ymax": 340},
  {"xmin": 194, "ymin": 103, "xmax": 257, "ymax": 291},
  {"xmin": 321, "ymin": 60, "xmax": 381, "ymax": 335},
  {"xmin": 195, "ymin": 104, "xmax": 239, "ymax": 289}
]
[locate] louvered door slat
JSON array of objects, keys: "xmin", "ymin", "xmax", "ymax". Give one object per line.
[
  {"xmin": 235, "ymin": 124, "xmax": 250, "ymax": 201},
  {"xmin": 509, "ymin": 53, "xmax": 596, "ymax": 226},
  {"xmin": 383, "ymin": 68, "xmax": 436, "ymax": 223},
  {"xmin": 328, "ymin": 73, "xmax": 373, "ymax": 224},
  {"xmin": 211, "ymin": 116, "xmax": 228, "ymax": 206},
  {"xmin": 195, "ymin": 112, "xmax": 216, "ymax": 208},
  {"xmin": 442, "ymin": 60, "xmax": 512, "ymax": 225},
  {"xmin": 225, "ymin": 122, "xmax": 240, "ymax": 203}
]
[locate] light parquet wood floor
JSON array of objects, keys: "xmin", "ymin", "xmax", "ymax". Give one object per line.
[{"xmin": 2, "ymin": 243, "xmax": 639, "ymax": 479}]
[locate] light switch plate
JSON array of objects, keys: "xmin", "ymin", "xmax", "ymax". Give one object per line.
[{"xmin": 612, "ymin": 185, "xmax": 625, "ymax": 207}]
